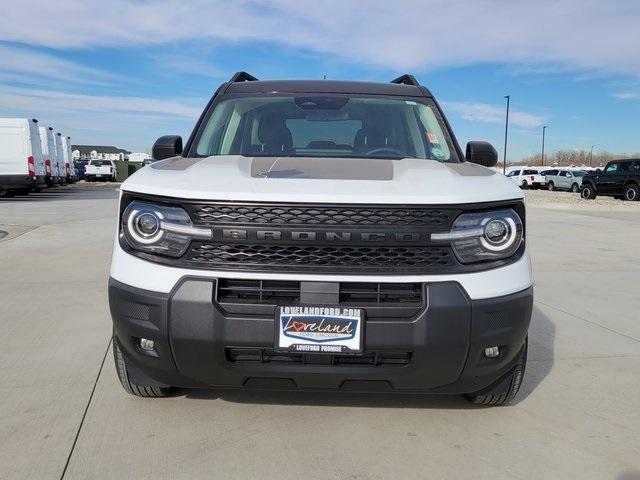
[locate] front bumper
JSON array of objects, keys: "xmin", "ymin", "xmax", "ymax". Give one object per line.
[
  {"xmin": 109, "ymin": 277, "xmax": 533, "ymax": 394},
  {"xmin": 0, "ymin": 175, "xmax": 38, "ymax": 191}
]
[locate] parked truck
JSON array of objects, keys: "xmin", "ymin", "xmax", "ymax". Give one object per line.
[{"xmin": 85, "ymin": 159, "xmax": 117, "ymax": 182}]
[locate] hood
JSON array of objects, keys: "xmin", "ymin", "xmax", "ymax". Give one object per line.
[{"xmin": 122, "ymin": 155, "xmax": 523, "ymax": 204}]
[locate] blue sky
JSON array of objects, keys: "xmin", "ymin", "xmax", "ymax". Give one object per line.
[{"xmin": 1, "ymin": 0, "xmax": 639, "ymax": 161}]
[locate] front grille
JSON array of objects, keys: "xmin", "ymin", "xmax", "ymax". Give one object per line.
[
  {"xmin": 186, "ymin": 243, "xmax": 454, "ymax": 273},
  {"xmin": 189, "ymin": 204, "xmax": 458, "ymax": 227},
  {"xmin": 225, "ymin": 347, "xmax": 412, "ymax": 367},
  {"xmin": 122, "ymin": 196, "xmax": 524, "ymax": 274},
  {"xmin": 217, "ymin": 279, "xmax": 422, "ymax": 305}
]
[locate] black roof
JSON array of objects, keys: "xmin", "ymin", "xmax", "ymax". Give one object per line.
[
  {"xmin": 225, "ymin": 79, "xmax": 429, "ymax": 97},
  {"xmin": 72, "ymin": 145, "xmax": 130, "ymax": 155}
]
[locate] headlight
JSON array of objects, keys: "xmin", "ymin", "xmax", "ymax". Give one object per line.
[
  {"xmin": 121, "ymin": 200, "xmax": 212, "ymax": 257},
  {"xmin": 431, "ymin": 209, "xmax": 523, "ymax": 263}
]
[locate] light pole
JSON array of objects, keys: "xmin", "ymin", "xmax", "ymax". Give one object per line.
[
  {"xmin": 541, "ymin": 125, "xmax": 547, "ymax": 166},
  {"xmin": 503, "ymin": 95, "xmax": 510, "ymax": 175},
  {"xmin": 589, "ymin": 144, "xmax": 598, "ymax": 166}
]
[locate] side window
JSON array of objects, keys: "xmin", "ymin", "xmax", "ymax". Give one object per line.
[
  {"xmin": 559, "ymin": 171, "xmax": 568, "ymax": 177},
  {"xmin": 618, "ymin": 162, "xmax": 630, "ymax": 173},
  {"xmin": 604, "ymin": 163, "xmax": 618, "ymax": 174}
]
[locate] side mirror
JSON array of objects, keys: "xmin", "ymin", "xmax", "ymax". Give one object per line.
[
  {"xmin": 465, "ymin": 141, "xmax": 498, "ymax": 167},
  {"xmin": 596, "ymin": 169, "xmax": 603, "ymax": 174},
  {"xmin": 152, "ymin": 135, "xmax": 182, "ymax": 160}
]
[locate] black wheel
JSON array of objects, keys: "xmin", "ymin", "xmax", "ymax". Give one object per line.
[
  {"xmin": 623, "ymin": 184, "xmax": 639, "ymax": 201},
  {"xmin": 521, "ymin": 181, "xmax": 529, "ymax": 190},
  {"xmin": 113, "ymin": 336, "xmax": 172, "ymax": 397},
  {"xmin": 465, "ymin": 340, "xmax": 527, "ymax": 406},
  {"xmin": 547, "ymin": 181, "xmax": 555, "ymax": 191},
  {"xmin": 581, "ymin": 183, "xmax": 597, "ymax": 199},
  {"xmin": 571, "ymin": 183, "xmax": 580, "ymax": 193}
]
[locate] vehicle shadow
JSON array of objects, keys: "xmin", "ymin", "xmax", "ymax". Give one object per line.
[
  {"xmin": 512, "ymin": 304, "xmax": 555, "ymax": 404},
  {"xmin": 182, "ymin": 388, "xmax": 473, "ymax": 409},
  {"xmin": 181, "ymin": 305, "xmax": 554, "ymax": 409},
  {"xmin": 618, "ymin": 472, "xmax": 640, "ymax": 480}
]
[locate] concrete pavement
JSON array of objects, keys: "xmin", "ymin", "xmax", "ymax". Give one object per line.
[{"xmin": 1, "ymin": 185, "xmax": 639, "ymax": 480}]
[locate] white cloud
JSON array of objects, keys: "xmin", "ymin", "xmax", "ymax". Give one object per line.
[
  {"xmin": 150, "ymin": 53, "xmax": 224, "ymax": 79},
  {"xmin": 0, "ymin": 85, "xmax": 203, "ymax": 118},
  {"xmin": 612, "ymin": 92, "xmax": 639, "ymax": 100},
  {"xmin": 0, "ymin": 85, "xmax": 205, "ymax": 151},
  {"xmin": 1, "ymin": 0, "xmax": 640, "ymax": 76},
  {"xmin": 0, "ymin": 45, "xmax": 119, "ymax": 85},
  {"xmin": 443, "ymin": 101, "xmax": 544, "ymax": 128}
]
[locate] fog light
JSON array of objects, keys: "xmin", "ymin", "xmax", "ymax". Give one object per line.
[
  {"xmin": 140, "ymin": 338, "xmax": 155, "ymax": 351},
  {"xmin": 484, "ymin": 346, "xmax": 500, "ymax": 358}
]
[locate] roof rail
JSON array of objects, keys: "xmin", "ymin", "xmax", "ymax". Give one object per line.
[
  {"xmin": 390, "ymin": 74, "xmax": 420, "ymax": 86},
  {"xmin": 229, "ymin": 71, "xmax": 259, "ymax": 83}
]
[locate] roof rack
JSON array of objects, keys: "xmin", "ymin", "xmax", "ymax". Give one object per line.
[
  {"xmin": 390, "ymin": 74, "xmax": 420, "ymax": 86},
  {"xmin": 229, "ymin": 71, "xmax": 259, "ymax": 83}
]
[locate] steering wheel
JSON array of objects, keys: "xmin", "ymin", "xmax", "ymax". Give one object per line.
[{"xmin": 365, "ymin": 147, "xmax": 405, "ymax": 157}]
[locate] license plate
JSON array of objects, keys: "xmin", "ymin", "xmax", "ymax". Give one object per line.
[{"xmin": 276, "ymin": 306, "xmax": 364, "ymax": 353}]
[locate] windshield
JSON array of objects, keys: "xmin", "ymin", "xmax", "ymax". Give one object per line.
[
  {"xmin": 194, "ymin": 95, "xmax": 457, "ymax": 161},
  {"xmin": 89, "ymin": 160, "xmax": 111, "ymax": 166}
]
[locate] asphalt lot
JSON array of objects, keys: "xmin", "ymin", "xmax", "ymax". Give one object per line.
[{"xmin": 1, "ymin": 184, "xmax": 639, "ymax": 480}]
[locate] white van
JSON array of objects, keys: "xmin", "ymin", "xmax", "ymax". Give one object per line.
[
  {"xmin": 63, "ymin": 136, "xmax": 76, "ymax": 182},
  {"xmin": 38, "ymin": 126, "xmax": 58, "ymax": 186},
  {"xmin": 49, "ymin": 127, "xmax": 67, "ymax": 185},
  {"xmin": 55, "ymin": 133, "xmax": 70, "ymax": 183},
  {"xmin": 0, "ymin": 118, "xmax": 46, "ymax": 195}
]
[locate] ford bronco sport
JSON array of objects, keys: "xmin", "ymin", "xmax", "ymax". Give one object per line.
[{"xmin": 109, "ymin": 72, "xmax": 533, "ymax": 405}]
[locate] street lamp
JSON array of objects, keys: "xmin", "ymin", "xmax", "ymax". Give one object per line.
[
  {"xmin": 503, "ymin": 95, "xmax": 510, "ymax": 175},
  {"xmin": 541, "ymin": 125, "xmax": 547, "ymax": 166},
  {"xmin": 589, "ymin": 144, "xmax": 598, "ymax": 166}
]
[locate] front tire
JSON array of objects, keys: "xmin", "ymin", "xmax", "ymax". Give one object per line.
[
  {"xmin": 581, "ymin": 184, "xmax": 597, "ymax": 199},
  {"xmin": 623, "ymin": 184, "xmax": 639, "ymax": 201},
  {"xmin": 547, "ymin": 181, "xmax": 555, "ymax": 191},
  {"xmin": 465, "ymin": 340, "xmax": 527, "ymax": 406},
  {"xmin": 521, "ymin": 181, "xmax": 529, "ymax": 190},
  {"xmin": 113, "ymin": 336, "xmax": 173, "ymax": 397},
  {"xmin": 571, "ymin": 183, "xmax": 580, "ymax": 193}
]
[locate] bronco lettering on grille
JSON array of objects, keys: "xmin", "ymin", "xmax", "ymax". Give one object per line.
[{"xmin": 215, "ymin": 228, "xmax": 428, "ymax": 244}]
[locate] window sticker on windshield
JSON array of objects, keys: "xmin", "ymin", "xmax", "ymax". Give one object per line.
[
  {"xmin": 405, "ymin": 101, "xmax": 417, "ymax": 105},
  {"xmin": 427, "ymin": 132, "xmax": 440, "ymax": 144}
]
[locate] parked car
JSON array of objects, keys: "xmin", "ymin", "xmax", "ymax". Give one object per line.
[
  {"xmin": 109, "ymin": 72, "xmax": 533, "ymax": 406},
  {"xmin": 85, "ymin": 159, "xmax": 117, "ymax": 181},
  {"xmin": 0, "ymin": 118, "xmax": 46, "ymax": 196},
  {"xmin": 581, "ymin": 159, "xmax": 640, "ymax": 200},
  {"xmin": 541, "ymin": 168, "xmax": 586, "ymax": 192},
  {"xmin": 506, "ymin": 168, "xmax": 546, "ymax": 189}
]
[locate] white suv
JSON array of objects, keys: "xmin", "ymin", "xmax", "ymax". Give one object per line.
[{"xmin": 109, "ymin": 72, "xmax": 533, "ymax": 406}]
